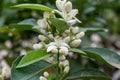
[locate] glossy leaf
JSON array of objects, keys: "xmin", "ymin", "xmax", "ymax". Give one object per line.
[
  {"xmin": 8, "ymin": 18, "xmax": 40, "ymax": 33},
  {"xmin": 49, "ymin": 18, "xmax": 69, "ymax": 33},
  {"xmin": 17, "ymin": 50, "xmax": 50, "ymax": 68},
  {"xmin": 11, "ymin": 56, "xmax": 53, "ymax": 80},
  {"xmin": 66, "ymin": 57, "xmax": 110, "ymax": 80},
  {"xmin": 66, "ymin": 69, "xmax": 111, "ymax": 80},
  {"xmin": 12, "ymin": 4, "xmax": 53, "ymax": 12},
  {"xmin": 70, "ymin": 48, "xmax": 120, "ymax": 69},
  {"xmin": 79, "ymin": 27, "xmax": 107, "ymax": 33}
]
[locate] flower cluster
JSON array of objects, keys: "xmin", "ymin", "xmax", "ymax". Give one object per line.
[
  {"xmin": 56, "ymin": 0, "xmax": 81, "ymax": 25},
  {"xmin": 32, "ymin": 0, "xmax": 85, "ymax": 80}
]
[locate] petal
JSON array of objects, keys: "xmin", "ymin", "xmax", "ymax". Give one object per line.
[
  {"xmin": 61, "ymin": 42, "xmax": 70, "ymax": 48},
  {"xmin": 47, "ymin": 45, "xmax": 57, "ymax": 52}
]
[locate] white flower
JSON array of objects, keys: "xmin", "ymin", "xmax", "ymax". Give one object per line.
[
  {"xmin": 43, "ymin": 72, "xmax": 49, "ymax": 77},
  {"xmin": 59, "ymin": 46, "xmax": 69, "ymax": 55},
  {"xmin": 39, "ymin": 76, "xmax": 47, "ymax": 80},
  {"xmin": 72, "ymin": 27, "xmax": 79, "ymax": 34},
  {"xmin": 47, "ymin": 36, "xmax": 69, "ymax": 53},
  {"xmin": 59, "ymin": 55, "xmax": 66, "ymax": 61},
  {"xmin": 56, "ymin": 0, "xmax": 67, "ymax": 11},
  {"xmin": 37, "ymin": 19, "xmax": 48, "ymax": 29},
  {"xmin": 65, "ymin": 1, "xmax": 72, "ymax": 13},
  {"xmin": 64, "ymin": 66, "xmax": 70, "ymax": 73},
  {"xmin": 76, "ymin": 32, "xmax": 85, "ymax": 39},
  {"xmin": 38, "ymin": 35, "xmax": 46, "ymax": 41},
  {"xmin": 70, "ymin": 39, "xmax": 81, "ymax": 47},
  {"xmin": 63, "ymin": 36, "xmax": 70, "ymax": 43},
  {"xmin": 33, "ymin": 43, "xmax": 42, "ymax": 49},
  {"xmin": 51, "ymin": 48, "xmax": 58, "ymax": 54},
  {"xmin": 43, "ymin": 12, "xmax": 50, "ymax": 18},
  {"xmin": 63, "ymin": 60, "xmax": 69, "ymax": 67}
]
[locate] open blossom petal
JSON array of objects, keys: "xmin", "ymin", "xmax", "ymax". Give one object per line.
[
  {"xmin": 59, "ymin": 46, "xmax": 69, "ymax": 55},
  {"xmin": 47, "ymin": 45, "xmax": 57, "ymax": 52},
  {"xmin": 61, "ymin": 42, "xmax": 70, "ymax": 48},
  {"xmin": 56, "ymin": 0, "xmax": 67, "ymax": 11}
]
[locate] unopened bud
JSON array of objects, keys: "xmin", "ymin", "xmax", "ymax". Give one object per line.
[
  {"xmin": 70, "ymin": 39, "xmax": 81, "ymax": 47},
  {"xmin": 65, "ymin": 1, "xmax": 72, "ymax": 12},
  {"xmin": 72, "ymin": 27, "xmax": 79, "ymax": 34},
  {"xmin": 51, "ymin": 48, "xmax": 58, "ymax": 54},
  {"xmin": 59, "ymin": 55, "xmax": 66, "ymax": 61},
  {"xmin": 38, "ymin": 35, "xmax": 46, "ymax": 42},
  {"xmin": 59, "ymin": 47, "xmax": 69, "ymax": 55},
  {"xmin": 64, "ymin": 36, "xmax": 70, "ymax": 43},
  {"xmin": 37, "ymin": 19, "xmax": 48, "ymax": 29},
  {"xmin": 76, "ymin": 32, "xmax": 85, "ymax": 39},
  {"xmin": 43, "ymin": 72, "xmax": 49, "ymax": 77},
  {"xmin": 33, "ymin": 43, "xmax": 42, "ymax": 49},
  {"xmin": 63, "ymin": 60, "xmax": 69, "ymax": 67},
  {"xmin": 39, "ymin": 76, "xmax": 47, "ymax": 80},
  {"xmin": 64, "ymin": 66, "xmax": 70, "ymax": 73}
]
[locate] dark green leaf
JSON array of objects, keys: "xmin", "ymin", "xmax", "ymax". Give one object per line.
[
  {"xmin": 12, "ymin": 4, "xmax": 53, "ymax": 12},
  {"xmin": 49, "ymin": 18, "xmax": 69, "ymax": 33},
  {"xmin": 66, "ymin": 69, "xmax": 111, "ymax": 80},
  {"xmin": 17, "ymin": 50, "xmax": 50, "ymax": 68},
  {"xmin": 11, "ymin": 56, "xmax": 53, "ymax": 80},
  {"xmin": 8, "ymin": 19, "xmax": 40, "ymax": 33},
  {"xmin": 70, "ymin": 48, "xmax": 120, "ymax": 69}
]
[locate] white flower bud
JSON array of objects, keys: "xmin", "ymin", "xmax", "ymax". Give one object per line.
[
  {"xmin": 64, "ymin": 66, "xmax": 70, "ymax": 73},
  {"xmin": 76, "ymin": 32, "xmax": 85, "ymax": 39},
  {"xmin": 72, "ymin": 27, "xmax": 79, "ymax": 34},
  {"xmin": 37, "ymin": 19, "xmax": 48, "ymax": 29},
  {"xmin": 68, "ymin": 52, "xmax": 74, "ymax": 58},
  {"xmin": 38, "ymin": 35, "xmax": 46, "ymax": 41},
  {"xmin": 65, "ymin": 1, "xmax": 72, "ymax": 12},
  {"xmin": 59, "ymin": 46, "xmax": 69, "ymax": 55},
  {"xmin": 64, "ymin": 36, "xmax": 70, "ymax": 43},
  {"xmin": 33, "ymin": 43, "xmax": 42, "ymax": 49},
  {"xmin": 48, "ymin": 34, "xmax": 54, "ymax": 40},
  {"xmin": 39, "ymin": 76, "xmax": 47, "ymax": 80},
  {"xmin": 63, "ymin": 60, "xmax": 69, "ymax": 67},
  {"xmin": 43, "ymin": 72, "xmax": 49, "ymax": 77},
  {"xmin": 70, "ymin": 39, "xmax": 81, "ymax": 47},
  {"xmin": 51, "ymin": 48, "xmax": 58, "ymax": 54},
  {"xmin": 65, "ymin": 29, "xmax": 70, "ymax": 34},
  {"xmin": 56, "ymin": 0, "xmax": 67, "ymax": 11},
  {"xmin": 59, "ymin": 55, "xmax": 66, "ymax": 61},
  {"xmin": 59, "ymin": 61, "xmax": 64, "ymax": 67},
  {"xmin": 44, "ymin": 12, "xmax": 50, "ymax": 18}
]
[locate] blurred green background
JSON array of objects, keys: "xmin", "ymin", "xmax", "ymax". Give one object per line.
[{"xmin": 0, "ymin": 0, "xmax": 120, "ymax": 79}]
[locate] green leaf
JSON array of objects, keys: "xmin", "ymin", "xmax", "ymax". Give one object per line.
[
  {"xmin": 12, "ymin": 4, "xmax": 53, "ymax": 12},
  {"xmin": 79, "ymin": 27, "xmax": 107, "ymax": 33},
  {"xmin": 17, "ymin": 50, "xmax": 50, "ymax": 68},
  {"xmin": 8, "ymin": 18, "xmax": 40, "ymax": 33},
  {"xmin": 69, "ymin": 48, "xmax": 87, "ymax": 56},
  {"xmin": 70, "ymin": 48, "xmax": 120, "ymax": 69},
  {"xmin": 11, "ymin": 56, "xmax": 53, "ymax": 80},
  {"xmin": 66, "ymin": 57, "xmax": 110, "ymax": 80},
  {"xmin": 49, "ymin": 18, "xmax": 69, "ymax": 33},
  {"xmin": 66, "ymin": 69, "xmax": 111, "ymax": 80}
]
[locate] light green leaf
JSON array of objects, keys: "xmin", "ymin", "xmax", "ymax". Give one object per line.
[
  {"xmin": 11, "ymin": 56, "xmax": 53, "ymax": 80},
  {"xmin": 79, "ymin": 27, "xmax": 107, "ymax": 33},
  {"xmin": 12, "ymin": 4, "xmax": 53, "ymax": 12},
  {"xmin": 49, "ymin": 18, "xmax": 69, "ymax": 33},
  {"xmin": 17, "ymin": 50, "xmax": 50, "ymax": 68},
  {"xmin": 70, "ymin": 48, "xmax": 120, "ymax": 69}
]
